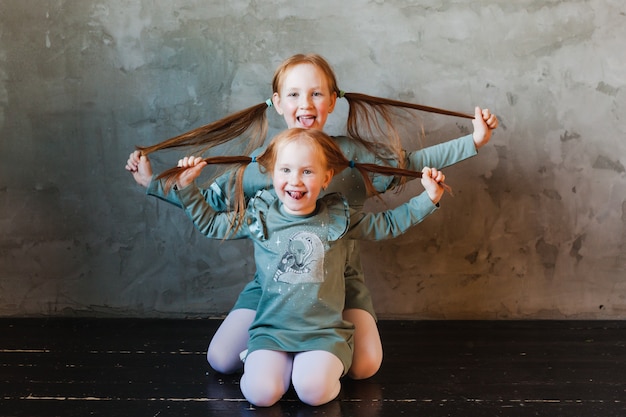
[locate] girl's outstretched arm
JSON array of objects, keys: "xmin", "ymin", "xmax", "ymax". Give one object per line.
[
  {"xmin": 175, "ymin": 181, "xmax": 247, "ymax": 240},
  {"xmin": 344, "ymin": 167, "xmax": 447, "ymax": 241},
  {"xmin": 376, "ymin": 106, "xmax": 498, "ymax": 193}
]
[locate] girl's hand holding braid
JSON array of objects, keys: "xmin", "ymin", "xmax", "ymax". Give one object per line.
[
  {"xmin": 124, "ymin": 151, "xmax": 206, "ymax": 190},
  {"xmin": 175, "ymin": 156, "xmax": 208, "ymax": 189},
  {"xmin": 125, "ymin": 150, "xmax": 153, "ymax": 188},
  {"xmin": 421, "ymin": 167, "xmax": 446, "ymax": 205},
  {"xmin": 472, "ymin": 106, "xmax": 499, "ymax": 149}
]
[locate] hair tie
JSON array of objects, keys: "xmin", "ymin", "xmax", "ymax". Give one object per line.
[
  {"xmin": 265, "ymin": 98, "xmax": 273, "ymax": 107},
  {"xmin": 251, "ymin": 156, "xmax": 257, "ymax": 163},
  {"xmin": 338, "ymin": 90, "xmax": 345, "ymax": 98},
  {"xmin": 349, "ymin": 160, "xmax": 355, "ymax": 168}
]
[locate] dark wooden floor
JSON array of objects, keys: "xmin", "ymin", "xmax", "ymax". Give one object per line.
[{"xmin": 1, "ymin": 319, "xmax": 625, "ymax": 417}]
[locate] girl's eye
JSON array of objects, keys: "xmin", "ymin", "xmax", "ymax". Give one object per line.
[
  {"xmin": 281, "ymin": 168, "xmax": 290, "ymax": 174},
  {"xmin": 303, "ymin": 170, "xmax": 312, "ymax": 175},
  {"xmin": 313, "ymin": 92, "xmax": 322, "ymax": 97}
]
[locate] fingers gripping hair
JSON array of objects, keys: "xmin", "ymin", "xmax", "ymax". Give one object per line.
[{"xmin": 157, "ymin": 155, "xmax": 255, "ymax": 237}]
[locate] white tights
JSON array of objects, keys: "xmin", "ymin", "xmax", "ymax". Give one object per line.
[
  {"xmin": 206, "ymin": 308, "xmax": 255, "ymax": 373},
  {"xmin": 206, "ymin": 308, "xmax": 383, "ymax": 380},
  {"xmin": 240, "ymin": 350, "xmax": 343, "ymax": 407}
]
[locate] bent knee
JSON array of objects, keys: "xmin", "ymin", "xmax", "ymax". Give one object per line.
[
  {"xmin": 292, "ymin": 375, "xmax": 340, "ymax": 406},
  {"xmin": 207, "ymin": 345, "xmax": 242, "ymax": 374},
  {"xmin": 347, "ymin": 354, "xmax": 382, "ymax": 380},
  {"xmin": 241, "ymin": 377, "xmax": 286, "ymax": 407}
]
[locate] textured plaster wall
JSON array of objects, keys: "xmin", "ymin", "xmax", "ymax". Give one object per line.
[{"xmin": 0, "ymin": 1, "xmax": 624, "ymax": 318}]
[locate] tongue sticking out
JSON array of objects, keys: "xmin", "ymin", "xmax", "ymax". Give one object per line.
[
  {"xmin": 288, "ymin": 191, "xmax": 305, "ymax": 200},
  {"xmin": 298, "ymin": 116, "xmax": 315, "ymax": 128}
]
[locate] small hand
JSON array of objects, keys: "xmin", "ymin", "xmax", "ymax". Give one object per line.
[
  {"xmin": 175, "ymin": 156, "xmax": 208, "ymax": 189},
  {"xmin": 472, "ymin": 106, "xmax": 499, "ymax": 149},
  {"xmin": 421, "ymin": 167, "xmax": 446, "ymax": 205},
  {"xmin": 125, "ymin": 150, "xmax": 153, "ymax": 188}
]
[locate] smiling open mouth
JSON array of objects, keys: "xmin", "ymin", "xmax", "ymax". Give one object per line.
[
  {"xmin": 297, "ymin": 115, "xmax": 315, "ymax": 128},
  {"xmin": 287, "ymin": 191, "xmax": 306, "ymax": 200}
]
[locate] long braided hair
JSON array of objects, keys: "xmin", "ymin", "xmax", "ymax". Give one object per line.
[
  {"xmin": 170, "ymin": 128, "xmax": 430, "ymax": 236},
  {"xmin": 138, "ymin": 53, "xmax": 472, "ymax": 188}
]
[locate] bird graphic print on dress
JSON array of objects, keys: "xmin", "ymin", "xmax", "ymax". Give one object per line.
[{"xmin": 273, "ymin": 231, "xmax": 325, "ymax": 284}]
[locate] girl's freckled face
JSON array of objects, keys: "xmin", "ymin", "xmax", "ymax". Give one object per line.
[
  {"xmin": 272, "ymin": 140, "xmax": 332, "ymax": 216},
  {"xmin": 273, "ymin": 64, "xmax": 337, "ymax": 131}
]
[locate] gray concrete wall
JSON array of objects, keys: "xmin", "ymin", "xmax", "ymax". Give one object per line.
[{"xmin": 1, "ymin": 0, "xmax": 624, "ymax": 319}]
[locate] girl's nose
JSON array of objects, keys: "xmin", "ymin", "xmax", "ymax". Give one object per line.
[
  {"xmin": 288, "ymin": 172, "xmax": 302, "ymax": 185},
  {"xmin": 298, "ymin": 95, "xmax": 312, "ymax": 108}
]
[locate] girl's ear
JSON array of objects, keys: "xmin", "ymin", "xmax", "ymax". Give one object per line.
[
  {"xmin": 328, "ymin": 91, "xmax": 337, "ymax": 114},
  {"xmin": 272, "ymin": 92, "xmax": 284, "ymax": 115},
  {"xmin": 324, "ymin": 169, "xmax": 334, "ymax": 189}
]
